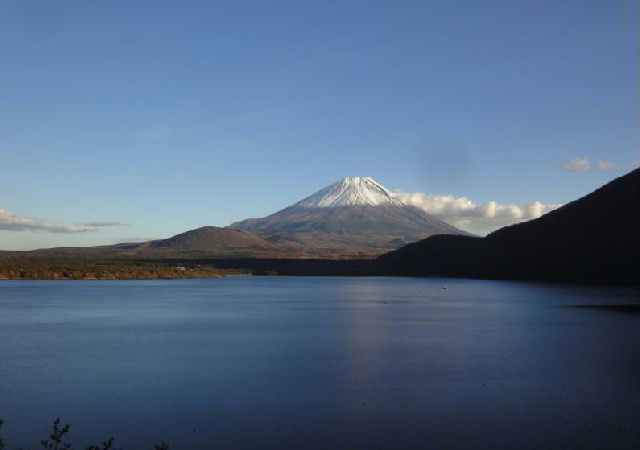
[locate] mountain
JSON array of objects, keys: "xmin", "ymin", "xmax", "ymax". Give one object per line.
[
  {"xmin": 21, "ymin": 177, "xmax": 465, "ymax": 260},
  {"xmin": 120, "ymin": 226, "xmax": 282, "ymax": 258},
  {"xmin": 379, "ymin": 169, "xmax": 640, "ymax": 283},
  {"xmin": 228, "ymin": 177, "xmax": 468, "ymax": 257}
]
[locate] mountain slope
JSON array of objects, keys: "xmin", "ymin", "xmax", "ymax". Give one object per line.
[
  {"xmin": 148, "ymin": 226, "xmax": 274, "ymax": 250},
  {"xmin": 229, "ymin": 177, "xmax": 468, "ymax": 257},
  {"xmin": 127, "ymin": 226, "xmax": 281, "ymax": 257},
  {"xmin": 380, "ymin": 169, "xmax": 640, "ymax": 282}
]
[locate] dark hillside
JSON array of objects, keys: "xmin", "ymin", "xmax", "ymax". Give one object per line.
[{"xmin": 380, "ymin": 169, "xmax": 639, "ymax": 283}]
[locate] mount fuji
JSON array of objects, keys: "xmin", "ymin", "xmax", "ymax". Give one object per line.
[
  {"xmin": 228, "ymin": 177, "xmax": 468, "ymax": 257},
  {"xmin": 294, "ymin": 177, "xmax": 404, "ymax": 207}
]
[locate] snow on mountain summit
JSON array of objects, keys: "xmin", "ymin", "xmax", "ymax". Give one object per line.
[{"xmin": 294, "ymin": 177, "xmax": 404, "ymax": 207}]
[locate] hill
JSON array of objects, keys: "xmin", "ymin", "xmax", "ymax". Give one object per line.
[
  {"xmin": 379, "ymin": 169, "xmax": 640, "ymax": 283},
  {"xmin": 128, "ymin": 226, "xmax": 284, "ymax": 258}
]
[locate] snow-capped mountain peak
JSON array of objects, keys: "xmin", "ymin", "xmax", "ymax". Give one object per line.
[{"xmin": 294, "ymin": 177, "xmax": 404, "ymax": 207}]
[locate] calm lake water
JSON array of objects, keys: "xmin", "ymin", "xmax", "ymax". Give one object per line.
[{"xmin": 0, "ymin": 277, "xmax": 637, "ymax": 449}]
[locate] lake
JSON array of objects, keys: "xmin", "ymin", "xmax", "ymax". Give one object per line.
[{"xmin": 0, "ymin": 277, "xmax": 637, "ymax": 449}]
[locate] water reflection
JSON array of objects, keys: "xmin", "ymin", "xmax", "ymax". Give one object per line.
[{"xmin": 0, "ymin": 278, "xmax": 637, "ymax": 449}]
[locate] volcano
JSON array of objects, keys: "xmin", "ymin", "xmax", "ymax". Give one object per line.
[{"xmin": 228, "ymin": 177, "xmax": 468, "ymax": 257}]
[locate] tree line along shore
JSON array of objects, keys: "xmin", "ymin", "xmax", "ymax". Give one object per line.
[{"xmin": 0, "ymin": 257, "xmax": 247, "ymax": 280}]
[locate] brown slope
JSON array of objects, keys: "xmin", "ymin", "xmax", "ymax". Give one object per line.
[
  {"xmin": 149, "ymin": 226, "xmax": 272, "ymax": 250},
  {"xmin": 128, "ymin": 226, "xmax": 283, "ymax": 257},
  {"xmin": 380, "ymin": 169, "xmax": 640, "ymax": 283}
]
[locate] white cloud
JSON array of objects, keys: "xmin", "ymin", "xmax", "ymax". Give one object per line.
[
  {"xmin": 560, "ymin": 157, "xmax": 625, "ymax": 172},
  {"xmin": 597, "ymin": 160, "xmax": 617, "ymax": 171},
  {"xmin": 560, "ymin": 157, "xmax": 591, "ymax": 172},
  {"xmin": 0, "ymin": 209, "xmax": 128, "ymax": 233},
  {"xmin": 394, "ymin": 192, "xmax": 562, "ymax": 236}
]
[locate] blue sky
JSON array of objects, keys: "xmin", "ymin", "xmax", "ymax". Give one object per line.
[{"xmin": 1, "ymin": 0, "xmax": 637, "ymax": 250}]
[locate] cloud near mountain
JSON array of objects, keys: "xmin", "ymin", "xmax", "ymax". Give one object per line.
[
  {"xmin": 394, "ymin": 192, "xmax": 562, "ymax": 236},
  {"xmin": 0, "ymin": 208, "xmax": 128, "ymax": 233}
]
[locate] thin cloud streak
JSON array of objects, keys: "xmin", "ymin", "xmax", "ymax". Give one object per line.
[
  {"xmin": 0, "ymin": 209, "xmax": 129, "ymax": 233},
  {"xmin": 132, "ymin": 109, "xmax": 285, "ymax": 141},
  {"xmin": 132, "ymin": 125, "xmax": 215, "ymax": 140},
  {"xmin": 113, "ymin": 237, "xmax": 157, "ymax": 244},
  {"xmin": 80, "ymin": 222, "xmax": 131, "ymax": 227}
]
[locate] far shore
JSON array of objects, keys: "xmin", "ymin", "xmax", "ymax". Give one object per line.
[
  {"xmin": 1, "ymin": 255, "xmax": 638, "ymax": 285},
  {"xmin": 568, "ymin": 304, "xmax": 640, "ymax": 314}
]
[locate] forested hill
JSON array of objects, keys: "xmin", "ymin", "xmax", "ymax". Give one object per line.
[{"xmin": 379, "ymin": 169, "xmax": 640, "ymax": 283}]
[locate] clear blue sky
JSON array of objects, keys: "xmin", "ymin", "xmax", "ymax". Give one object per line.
[{"xmin": 1, "ymin": 0, "xmax": 637, "ymax": 250}]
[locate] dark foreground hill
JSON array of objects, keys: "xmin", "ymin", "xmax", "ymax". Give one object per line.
[{"xmin": 379, "ymin": 169, "xmax": 640, "ymax": 283}]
